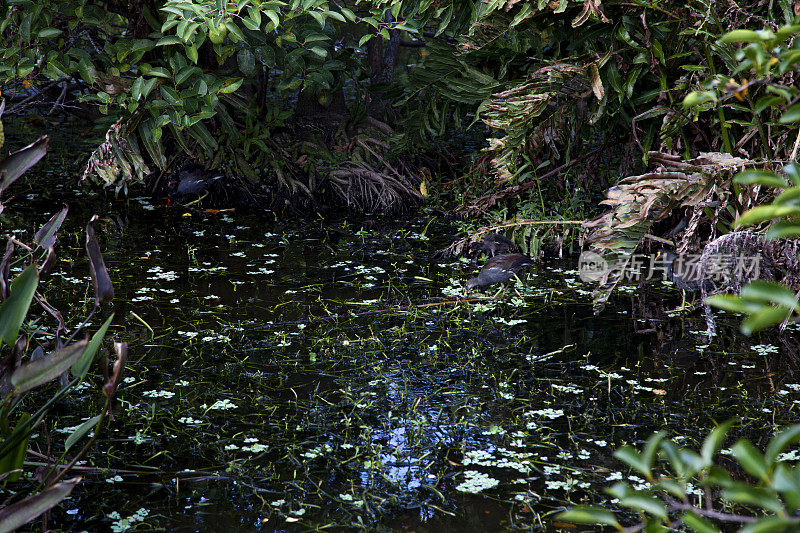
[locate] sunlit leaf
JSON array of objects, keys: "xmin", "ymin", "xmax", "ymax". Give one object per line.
[
  {"xmin": 780, "ymin": 103, "xmax": 800, "ymax": 123},
  {"xmin": 706, "ymin": 294, "xmax": 762, "ymax": 314},
  {"xmin": 718, "ymin": 29, "xmax": 766, "ymax": 43},
  {"xmin": 71, "ymin": 313, "xmax": 114, "ymax": 379},
  {"xmin": 264, "ymin": 10, "xmax": 280, "ymax": 28},
  {"xmin": 654, "ymin": 478, "xmax": 685, "ymax": 498},
  {"xmin": 741, "ymin": 281, "xmax": 800, "ymax": 309},
  {"xmin": 701, "ymin": 419, "xmax": 735, "ymax": 464},
  {"xmin": 742, "ymin": 305, "xmax": 793, "ymax": 335},
  {"xmin": 707, "ymin": 465, "xmax": 734, "ymax": 488},
  {"xmin": 64, "ymin": 414, "xmax": 102, "ymax": 452},
  {"xmin": 0, "ymin": 477, "xmax": 81, "ymax": 533},
  {"xmin": 218, "ymin": 78, "xmax": 243, "ymax": 94},
  {"xmin": 765, "ymin": 425, "xmax": 800, "ymax": 465},
  {"xmin": 722, "ymin": 484, "xmax": 784, "ymax": 514},
  {"xmin": 614, "ymin": 445, "xmax": 650, "ymax": 476},
  {"xmin": 734, "ymin": 170, "xmax": 788, "ymax": 188},
  {"xmin": 11, "ymin": 340, "xmax": 88, "ymax": 394},
  {"xmin": 659, "ymin": 439, "xmax": 685, "ymax": 479},
  {"xmin": 731, "ymin": 440, "xmax": 769, "ymax": 481},
  {"xmin": 766, "ymin": 222, "xmax": 800, "ymax": 240},
  {"xmin": 555, "ymin": 507, "xmax": 620, "ymax": 527},
  {"xmin": 784, "ymin": 163, "xmax": 800, "ymax": 186},
  {"xmin": 682, "ymin": 510, "xmax": 721, "ymax": 533},
  {"xmin": 38, "ymin": 28, "xmax": 62, "ymax": 39},
  {"xmin": 735, "ymin": 205, "xmax": 800, "ymax": 227},
  {"xmin": 772, "ymin": 464, "xmax": 800, "ymax": 496},
  {"xmin": 683, "ymin": 91, "xmax": 716, "ymax": 107},
  {"xmin": 773, "ymin": 187, "xmax": 800, "ymax": 205},
  {"xmin": 619, "ymin": 494, "xmax": 667, "ymax": 519},
  {"xmin": 0, "ymin": 266, "xmax": 38, "ymax": 347},
  {"xmin": 223, "ymin": 20, "xmax": 244, "ymax": 42},
  {"xmin": 680, "ymin": 448, "xmax": 707, "ymax": 478},
  {"xmin": 642, "ymin": 431, "xmax": 666, "ymax": 474}
]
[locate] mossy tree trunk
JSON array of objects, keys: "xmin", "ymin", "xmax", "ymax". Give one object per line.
[{"xmin": 366, "ymin": 11, "xmax": 401, "ymax": 119}]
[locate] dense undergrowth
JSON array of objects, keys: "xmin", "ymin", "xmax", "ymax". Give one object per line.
[{"xmin": 2, "ymin": 0, "xmax": 799, "ymax": 216}]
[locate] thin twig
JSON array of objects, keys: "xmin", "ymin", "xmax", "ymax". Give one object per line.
[
  {"xmin": 666, "ymin": 502, "xmax": 758, "ymax": 523},
  {"xmin": 355, "ymin": 139, "xmax": 406, "ymax": 183},
  {"xmin": 791, "ymin": 127, "xmax": 800, "ymax": 162},
  {"xmin": 27, "ymin": 451, "xmax": 157, "ymax": 475},
  {"xmin": 6, "ymin": 80, "xmax": 60, "ymax": 115},
  {"xmin": 779, "ymin": 287, "xmax": 800, "ymax": 332}
]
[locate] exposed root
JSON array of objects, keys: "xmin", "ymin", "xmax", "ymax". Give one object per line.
[
  {"xmin": 674, "ymin": 230, "xmax": 800, "ymax": 336},
  {"xmin": 328, "ymin": 161, "xmax": 421, "ymax": 214}
]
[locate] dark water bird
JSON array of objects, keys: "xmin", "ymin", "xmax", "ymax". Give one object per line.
[
  {"xmin": 465, "ymin": 253, "xmax": 535, "ymax": 293},
  {"xmin": 469, "ymin": 232, "xmax": 517, "ymax": 257},
  {"xmin": 659, "ymin": 249, "xmax": 714, "ymax": 292},
  {"xmin": 168, "ymin": 162, "xmax": 224, "ymax": 202}
]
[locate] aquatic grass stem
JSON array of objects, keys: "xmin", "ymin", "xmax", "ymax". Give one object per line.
[
  {"xmin": 63, "ymin": 307, "xmax": 96, "ymax": 346},
  {"xmin": 0, "ymin": 374, "xmax": 85, "ymax": 463},
  {"xmin": 129, "ymin": 311, "xmax": 154, "ymax": 339},
  {"xmin": 39, "ymin": 395, "xmax": 111, "ymax": 490}
]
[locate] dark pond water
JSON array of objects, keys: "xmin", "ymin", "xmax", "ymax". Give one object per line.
[{"xmin": 2, "ymin": 125, "xmax": 800, "ymax": 532}]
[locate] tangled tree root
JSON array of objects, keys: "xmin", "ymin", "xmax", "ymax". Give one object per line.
[
  {"xmin": 328, "ymin": 161, "xmax": 421, "ymax": 213},
  {"xmin": 692, "ymin": 231, "xmax": 800, "ymax": 335}
]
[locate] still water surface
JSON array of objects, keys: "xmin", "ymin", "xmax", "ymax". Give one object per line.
[{"xmin": 2, "ymin": 148, "xmax": 798, "ymax": 531}]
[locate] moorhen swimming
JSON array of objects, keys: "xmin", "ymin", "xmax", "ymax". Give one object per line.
[
  {"xmin": 469, "ymin": 232, "xmax": 517, "ymax": 257},
  {"xmin": 169, "ymin": 162, "xmax": 224, "ymax": 202},
  {"xmin": 465, "ymin": 253, "xmax": 535, "ymax": 293}
]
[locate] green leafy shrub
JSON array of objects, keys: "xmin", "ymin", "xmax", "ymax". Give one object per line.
[
  {"xmin": 558, "ymin": 421, "xmax": 800, "ymax": 532},
  {"xmin": 684, "ymin": 21, "xmax": 800, "ymax": 161},
  {"xmin": 703, "ymin": 164, "xmax": 800, "ymax": 334}
]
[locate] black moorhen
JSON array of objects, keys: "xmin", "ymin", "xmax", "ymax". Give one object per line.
[
  {"xmin": 169, "ymin": 162, "xmax": 224, "ymax": 202},
  {"xmin": 469, "ymin": 232, "xmax": 517, "ymax": 257},
  {"xmin": 660, "ymin": 250, "xmax": 713, "ymax": 292},
  {"xmin": 465, "ymin": 253, "xmax": 535, "ymax": 293}
]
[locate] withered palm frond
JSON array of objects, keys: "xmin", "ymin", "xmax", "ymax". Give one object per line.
[
  {"xmin": 479, "ymin": 62, "xmax": 595, "ymax": 181},
  {"xmin": 583, "ymin": 151, "xmax": 754, "ymax": 310}
]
